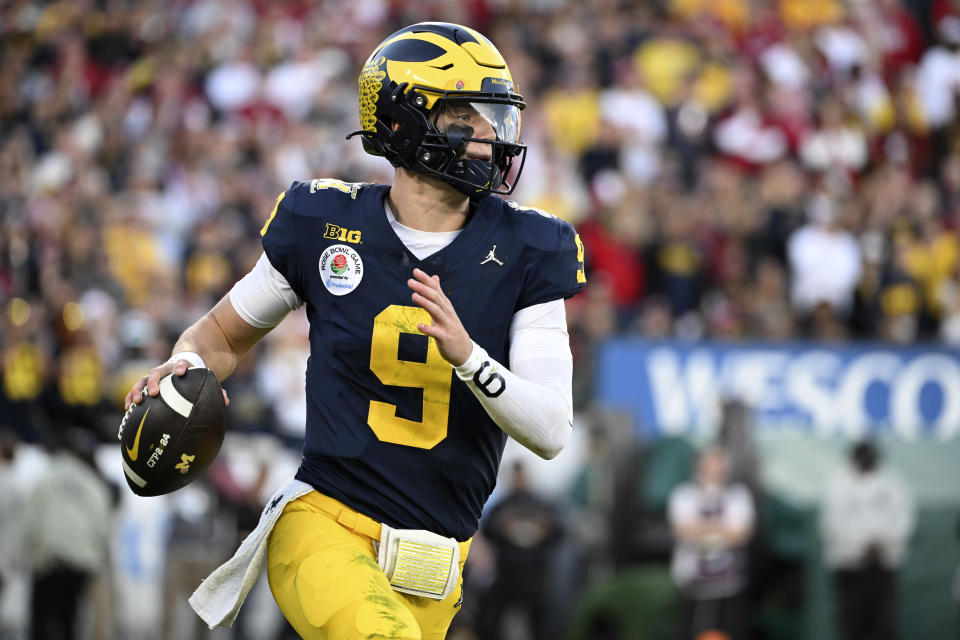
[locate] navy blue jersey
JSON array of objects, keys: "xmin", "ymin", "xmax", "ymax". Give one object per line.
[{"xmin": 260, "ymin": 179, "xmax": 585, "ymax": 540}]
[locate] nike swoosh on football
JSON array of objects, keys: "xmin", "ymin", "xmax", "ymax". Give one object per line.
[{"xmin": 125, "ymin": 407, "xmax": 149, "ymax": 461}]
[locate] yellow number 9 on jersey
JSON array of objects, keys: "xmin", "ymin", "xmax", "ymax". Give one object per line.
[{"xmin": 368, "ymin": 305, "xmax": 453, "ymax": 449}]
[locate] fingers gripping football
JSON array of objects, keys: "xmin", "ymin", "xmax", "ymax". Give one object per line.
[
  {"xmin": 407, "ymin": 268, "xmax": 473, "ymax": 367},
  {"xmin": 125, "ymin": 359, "xmax": 229, "ymax": 410},
  {"xmin": 125, "ymin": 361, "xmax": 177, "ymax": 411}
]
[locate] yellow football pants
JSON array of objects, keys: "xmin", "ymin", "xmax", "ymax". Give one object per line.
[{"xmin": 266, "ymin": 491, "xmax": 470, "ymax": 640}]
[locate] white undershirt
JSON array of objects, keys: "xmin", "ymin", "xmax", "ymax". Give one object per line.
[
  {"xmin": 228, "ymin": 206, "xmax": 574, "ymax": 458},
  {"xmin": 384, "ymin": 202, "xmax": 462, "ymax": 260}
]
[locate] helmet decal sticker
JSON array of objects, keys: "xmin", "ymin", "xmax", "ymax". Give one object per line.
[
  {"xmin": 359, "ymin": 56, "xmax": 386, "ymax": 133},
  {"xmin": 319, "ymin": 245, "xmax": 364, "ymax": 296}
]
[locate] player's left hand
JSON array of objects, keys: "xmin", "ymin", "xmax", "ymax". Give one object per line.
[{"xmin": 408, "ymin": 268, "xmax": 473, "ymax": 366}]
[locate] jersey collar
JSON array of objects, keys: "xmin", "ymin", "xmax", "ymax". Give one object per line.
[{"xmin": 363, "ymin": 184, "xmax": 496, "ymax": 275}]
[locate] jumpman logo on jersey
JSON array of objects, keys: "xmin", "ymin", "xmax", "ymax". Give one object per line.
[{"xmin": 480, "ymin": 245, "xmax": 504, "ymax": 266}]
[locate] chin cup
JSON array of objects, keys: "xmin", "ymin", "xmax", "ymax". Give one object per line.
[{"xmin": 447, "ymin": 158, "xmax": 503, "ymax": 197}]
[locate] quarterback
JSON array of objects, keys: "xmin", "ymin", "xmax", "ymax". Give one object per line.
[{"xmin": 125, "ymin": 22, "xmax": 585, "ymax": 639}]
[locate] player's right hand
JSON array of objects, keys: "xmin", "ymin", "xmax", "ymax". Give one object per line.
[
  {"xmin": 125, "ymin": 359, "xmax": 230, "ymax": 411},
  {"xmin": 124, "ymin": 359, "xmax": 185, "ymax": 411},
  {"xmin": 408, "ymin": 268, "xmax": 473, "ymax": 366}
]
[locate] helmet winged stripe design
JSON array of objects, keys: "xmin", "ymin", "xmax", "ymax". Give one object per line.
[{"xmin": 349, "ymin": 22, "xmax": 526, "ymax": 197}]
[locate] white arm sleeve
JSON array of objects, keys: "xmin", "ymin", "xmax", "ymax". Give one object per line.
[
  {"xmin": 454, "ymin": 299, "xmax": 573, "ymax": 459},
  {"xmin": 228, "ymin": 253, "xmax": 302, "ymax": 329}
]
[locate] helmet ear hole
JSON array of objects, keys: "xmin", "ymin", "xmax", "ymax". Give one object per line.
[{"xmin": 387, "ymin": 119, "xmax": 428, "ymax": 164}]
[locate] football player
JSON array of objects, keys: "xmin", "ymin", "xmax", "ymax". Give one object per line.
[{"xmin": 125, "ymin": 22, "xmax": 586, "ymax": 639}]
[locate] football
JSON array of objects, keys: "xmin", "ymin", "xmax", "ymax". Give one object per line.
[{"xmin": 118, "ymin": 367, "xmax": 226, "ymax": 497}]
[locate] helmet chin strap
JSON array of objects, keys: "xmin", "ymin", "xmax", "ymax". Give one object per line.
[{"xmin": 448, "ymin": 158, "xmax": 502, "ymax": 197}]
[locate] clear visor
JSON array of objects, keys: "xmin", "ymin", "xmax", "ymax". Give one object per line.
[{"xmin": 435, "ymin": 101, "xmax": 522, "ymax": 145}]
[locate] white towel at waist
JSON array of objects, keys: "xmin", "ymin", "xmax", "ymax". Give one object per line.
[{"xmin": 188, "ymin": 478, "xmax": 314, "ymax": 628}]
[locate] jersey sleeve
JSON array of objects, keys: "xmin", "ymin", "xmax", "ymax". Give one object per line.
[
  {"xmin": 516, "ymin": 215, "xmax": 586, "ymax": 310},
  {"xmin": 259, "ymin": 181, "xmax": 307, "ymax": 300},
  {"xmin": 228, "ymin": 253, "xmax": 302, "ymax": 329}
]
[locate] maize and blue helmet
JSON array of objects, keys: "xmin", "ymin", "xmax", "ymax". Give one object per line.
[{"xmin": 349, "ymin": 22, "xmax": 526, "ymax": 197}]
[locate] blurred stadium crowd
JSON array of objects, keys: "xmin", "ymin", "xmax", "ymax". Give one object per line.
[{"xmin": 2, "ymin": 0, "xmax": 960, "ymax": 638}]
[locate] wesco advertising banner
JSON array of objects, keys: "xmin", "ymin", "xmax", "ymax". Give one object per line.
[{"xmin": 596, "ymin": 339, "xmax": 960, "ymax": 439}]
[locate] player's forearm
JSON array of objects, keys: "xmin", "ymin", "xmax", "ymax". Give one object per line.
[
  {"xmin": 172, "ymin": 295, "xmax": 274, "ymax": 382},
  {"xmin": 454, "ymin": 342, "xmax": 572, "ymax": 459},
  {"xmin": 172, "ymin": 313, "xmax": 241, "ymax": 382}
]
